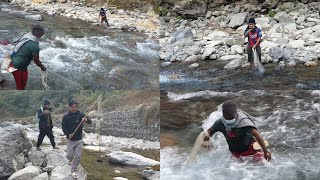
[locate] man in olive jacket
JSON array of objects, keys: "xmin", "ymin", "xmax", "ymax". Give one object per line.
[
  {"xmin": 36, "ymin": 98, "xmax": 58, "ymax": 150},
  {"xmin": 62, "ymin": 100, "xmax": 92, "ymax": 179}
]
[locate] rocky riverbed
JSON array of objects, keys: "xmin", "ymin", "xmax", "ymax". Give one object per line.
[
  {"xmin": 0, "ymin": 122, "xmax": 160, "ymax": 180},
  {"xmin": 7, "ymin": 0, "xmax": 159, "ymax": 37},
  {"xmin": 159, "ymin": 0, "xmax": 320, "ymax": 90}
]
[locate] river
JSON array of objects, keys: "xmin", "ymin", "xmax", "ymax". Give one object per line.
[
  {"xmin": 160, "ymin": 90, "xmax": 320, "ymax": 180},
  {"xmin": 160, "ymin": 60, "xmax": 320, "ymax": 91},
  {"xmin": 0, "ymin": 2, "xmax": 159, "ymax": 90}
]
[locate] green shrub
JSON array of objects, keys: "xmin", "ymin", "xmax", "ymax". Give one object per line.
[{"xmin": 268, "ymin": 10, "xmax": 276, "ymax": 17}]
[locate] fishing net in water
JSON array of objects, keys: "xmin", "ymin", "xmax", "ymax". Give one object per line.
[
  {"xmin": 187, "ymin": 131, "xmax": 214, "ymax": 164},
  {"xmin": 253, "ymin": 48, "xmax": 265, "ymax": 74}
]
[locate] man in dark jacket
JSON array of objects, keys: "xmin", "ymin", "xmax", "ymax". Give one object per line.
[
  {"xmin": 36, "ymin": 98, "xmax": 58, "ymax": 150},
  {"xmin": 62, "ymin": 100, "xmax": 92, "ymax": 179}
]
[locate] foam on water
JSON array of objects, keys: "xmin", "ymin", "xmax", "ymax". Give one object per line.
[{"xmin": 167, "ymin": 91, "xmax": 240, "ymax": 102}]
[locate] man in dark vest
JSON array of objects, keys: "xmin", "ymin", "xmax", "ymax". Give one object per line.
[{"xmin": 36, "ymin": 98, "xmax": 58, "ymax": 150}]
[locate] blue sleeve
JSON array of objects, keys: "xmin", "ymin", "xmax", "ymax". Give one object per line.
[{"xmin": 258, "ymin": 28, "xmax": 262, "ymax": 38}]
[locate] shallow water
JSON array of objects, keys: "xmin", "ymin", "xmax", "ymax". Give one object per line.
[
  {"xmin": 160, "ymin": 60, "xmax": 320, "ymax": 91},
  {"xmin": 160, "ymin": 90, "xmax": 320, "ymax": 180},
  {"xmin": 81, "ymin": 148, "xmax": 160, "ymax": 180},
  {"xmin": 0, "ymin": 3, "xmax": 159, "ymax": 90}
]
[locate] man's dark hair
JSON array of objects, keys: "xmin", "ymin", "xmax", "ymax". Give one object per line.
[
  {"xmin": 32, "ymin": 24, "xmax": 45, "ymax": 36},
  {"xmin": 248, "ymin": 18, "xmax": 256, "ymax": 24},
  {"xmin": 69, "ymin": 100, "xmax": 78, "ymax": 107},
  {"xmin": 222, "ymin": 101, "xmax": 237, "ymax": 120}
]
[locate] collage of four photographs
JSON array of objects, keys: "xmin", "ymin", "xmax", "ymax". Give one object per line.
[{"xmin": 0, "ymin": 0, "xmax": 320, "ymax": 179}]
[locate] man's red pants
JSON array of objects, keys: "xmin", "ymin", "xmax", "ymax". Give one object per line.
[{"xmin": 12, "ymin": 69, "xmax": 28, "ymax": 90}]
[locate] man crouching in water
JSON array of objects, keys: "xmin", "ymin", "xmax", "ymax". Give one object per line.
[
  {"xmin": 205, "ymin": 101, "xmax": 271, "ymax": 161},
  {"xmin": 62, "ymin": 100, "xmax": 92, "ymax": 179}
]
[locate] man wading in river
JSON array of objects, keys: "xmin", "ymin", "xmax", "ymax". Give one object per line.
[
  {"xmin": 10, "ymin": 24, "xmax": 47, "ymax": 90},
  {"xmin": 205, "ymin": 101, "xmax": 271, "ymax": 161},
  {"xmin": 62, "ymin": 100, "xmax": 92, "ymax": 179}
]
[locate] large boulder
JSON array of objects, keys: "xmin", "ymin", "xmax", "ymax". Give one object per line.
[
  {"xmin": 107, "ymin": 151, "xmax": 160, "ymax": 167},
  {"xmin": 50, "ymin": 164, "xmax": 87, "ymax": 180},
  {"xmin": 172, "ymin": 0, "xmax": 207, "ymax": 19},
  {"xmin": 0, "ymin": 122, "xmax": 32, "ymax": 179},
  {"xmin": 228, "ymin": 12, "xmax": 248, "ymax": 29},
  {"xmin": 8, "ymin": 166, "xmax": 41, "ymax": 180}
]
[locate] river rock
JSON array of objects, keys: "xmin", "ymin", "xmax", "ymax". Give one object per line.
[
  {"xmin": 256, "ymin": 16, "xmax": 271, "ymax": 30},
  {"xmin": 33, "ymin": 172, "xmax": 49, "ymax": 180},
  {"xmin": 114, "ymin": 170, "xmax": 121, "ymax": 174},
  {"xmin": 50, "ymin": 164, "xmax": 87, "ymax": 180},
  {"xmin": 224, "ymin": 59, "xmax": 243, "ymax": 70},
  {"xmin": 219, "ymin": 55, "xmax": 243, "ymax": 61},
  {"xmin": 142, "ymin": 169, "xmax": 160, "ymax": 180},
  {"xmin": 45, "ymin": 150, "xmax": 68, "ymax": 168},
  {"xmin": 172, "ymin": 0, "xmax": 207, "ymax": 19},
  {"xmin": 8, "ymin": 166, "xmax": 41, "ymax": 180},
  {"xmin": 230, "ymin": 45, "xmax": 244, "ymax": 54},
  {"xmin": 228, "ymin": 12, "xmax": 248, "ymax": 29},
  {"xmin": 189, "ymin": 63, "xmax": 199, "ymax": 69},
  {"xmin": 0, "ymin": 122, "xmax": 32, "ymax": 179},
  {"xmin": 25, "ymin": 14, "xmax": 42, "ymax": 21},
  {"xmin": 287, "ymin": 60, "xmax": 296, "ymax": 67},
  {"xmin": 107, "ymin": 151, "xmax": 160, "ymax": 167},
  {"xmin": 269, "ymin": 46, "xmax": 283, "ymax": 59},
  {"xmin": 161, "ymin": 61, "xmax": 172, "ymax": 67},
  {"xmin": 283, "ymin": 46, "xmax": 294, "ymax": 60},
  {"xmin": 304, "ymin": 61, "xmax": 317, "ymax": 67},
  {"xmin": 168, "ymin": 27, "xmax": 193, "ymax": 44},
  {"xmin": 204, "ymin": 31, "xmax": 229, "ymax": 41},
  {"xmin": 288, "ymin": 40, "xmax": 305, "ymax": 48},
  {"xmin": 185, "ymin": 55, "xmax": 200, "ymax": 63},
  {"xmin": 28, "ymin": 149, "xmax": 46, "ymax": 167},
  {"xmin": 113, "ymin": 178, "xmax": 128, "ymax": 180}
]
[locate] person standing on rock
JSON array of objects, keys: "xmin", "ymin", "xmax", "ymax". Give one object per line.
[
  {"xmin": 99, "ymin": 8, "xmax": 110, "ymax": 27},
  {"xmin": 62, "ymin": 100, "xmax": 92, "ymax": 179},
  {"xmin": 36, "ymin": 98, "xmax": 58, "ymax": 151},
  {"xmin": 10, "ymin": 24, "xmax": 47, "ymax": 90},
  {"xmin": 244, "ymin": 18, "xmax": 262, "ymax": 70}
]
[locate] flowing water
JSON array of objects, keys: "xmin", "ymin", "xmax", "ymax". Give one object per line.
[
  {"xmin": 0, "ymin": 3, "xmax": 159, "ymax": 90},
  {"xmin": 81, "ymin": 148, "xmax": 160, "ymax": 180},
  {"xmin": 160, "ymin": 60, "xmax": 320, "ymax": 91},
  {"xmin": 160, "ymin": 90, "xmax": 320, "ymax": 180}
]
